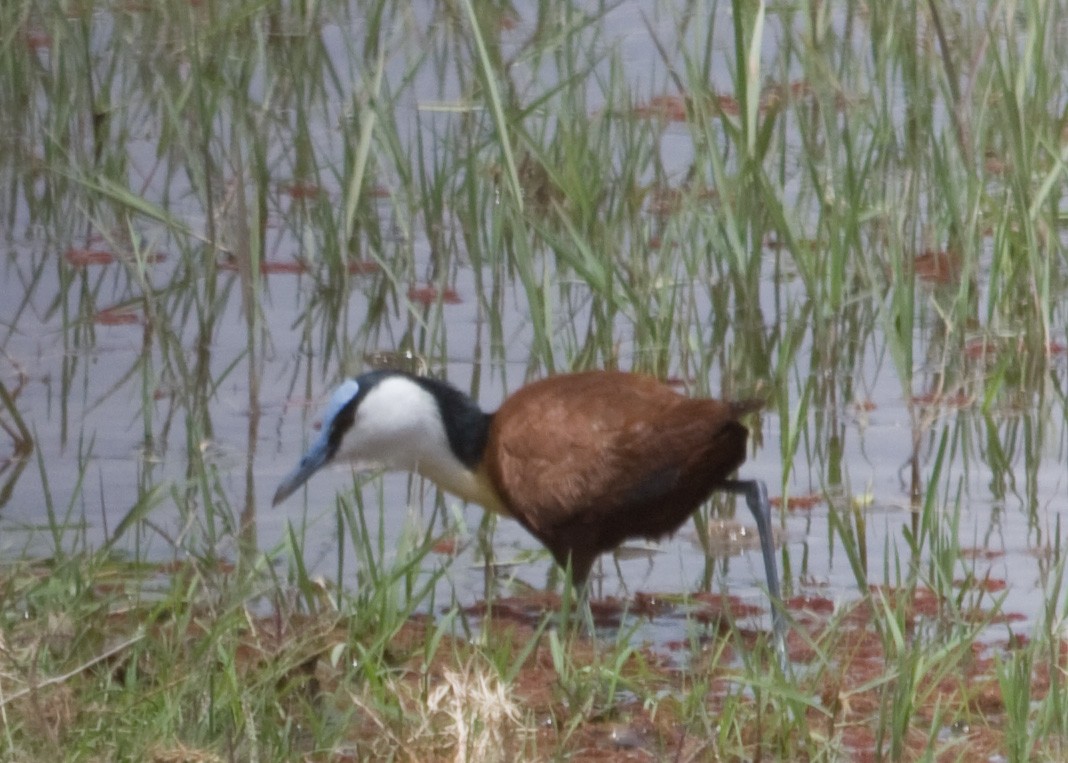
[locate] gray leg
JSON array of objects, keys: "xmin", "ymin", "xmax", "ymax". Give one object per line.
[
  {"xmin": 560, "ymin": 556, "xmax": 598, "ymax": 640},
  {"xmin": 721, "ymin": 478, "xmax": 787, "ymax": 666}
]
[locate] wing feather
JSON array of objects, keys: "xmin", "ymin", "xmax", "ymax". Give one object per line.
[{"xmin": 486, "ymin": 372, "xmax": 749, "ymax": 538}]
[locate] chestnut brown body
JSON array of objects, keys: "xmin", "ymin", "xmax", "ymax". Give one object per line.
[{"xmin": 484, "ymin": 372, "xmax": 756, "ymax": 582}]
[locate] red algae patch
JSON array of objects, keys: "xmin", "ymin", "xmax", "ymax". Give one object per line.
[
  {"xmin": 280, "ymin": 182, "xmax": 324, "ymax": 200},
  {"xmin": 631, "ymin": 94, "xmax": 688, "ymax": 121},
  {"xmin": 910, "ymin": 389, "xmax": 974, "ymax": 408},
  {"xmin": 430, "ymin": 534, "xmax": 461, "ymax": 556},
  {"xmin": 914, "ymin": 248, "xmax": 962, "ymax": 284},
  {"xmin": 770, "ymin": 492, "xmax": 824, "ymax": 511},
  {"xmin": 785, "ymin": 594, "xmax": 836, "ymax": 617},
  {"xmin": 262, "ymin": 260, "xmax": 309, "ymax": 274},
  {"xmin": 407, "ymin": 285, "xmax": 462, "ymax": 305},
  {"xmin": 346, "ymin": 259, "xmax": 379, "ymax": 275},
  {"xmin": 464, "ymin": 591, "xmax": 563, "ymax": 628},
  {"xmin": 218, "ymin": 258, "xmax": 306, "ymax": 274},
  {"xmin": 644, "ymin": 183, "xmax": 718, "ymax": 217},
  {"xmin": 965, "ymin": 335, "xmax": 1067, "ymax": 362},
  {"xmin": 93, "ymin": 305, "xmax": 143, "ymax": 325},
  {"xmin": 23, "ymin": 29, "xmax": 53, "ymax": 50},
  {"xmin": 960, "ymin": 546, "xmax": 1007, "ymax": 561},
  {"xmin": 217, "ymin": 257, "xmax": 378, "ymax": 275},
  {"xmin": 956, "ymin": 575, "xmax": 1008, "ymax": 593},
  {"xmin": 65, "ymin": 248, "xmax": 116, "ymax": 266},
  {"xmin": 869, "ymin": 584, "xmax": 943, "ymax": 619},
  {"xmin": 632, "ymin": 82, "xmax": 832, "ymax": 125},
  {"xmin": 689, "ymin": 592, "xmax": 764, "ymax": 623},
  {"xmin": 65, "ymin": 248, "xmax": 167, "ymax": 267}
]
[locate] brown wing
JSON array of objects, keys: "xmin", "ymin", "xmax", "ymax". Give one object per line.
[{"xmin": 484, "ymin": 371, "xmax": 752, "ymax": 572}]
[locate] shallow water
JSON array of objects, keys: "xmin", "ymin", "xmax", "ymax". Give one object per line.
[{"xmin": 2, "ymin": 1, "xmax": 1066, "ymax": 654}]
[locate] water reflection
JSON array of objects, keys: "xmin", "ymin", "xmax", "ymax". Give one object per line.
[{"xmin": 1, "ymin": 1, "xmax": 1065, "ymax": 650}]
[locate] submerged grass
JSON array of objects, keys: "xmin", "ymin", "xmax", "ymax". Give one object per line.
[{"xmin": 2, "ymin": 0, "xmax": 1068, "ymax": 759}]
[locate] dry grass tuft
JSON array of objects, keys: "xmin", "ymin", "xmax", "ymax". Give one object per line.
[{"xmin": 420, "ymin": 663, "xmax": 528, "ymax": 762}]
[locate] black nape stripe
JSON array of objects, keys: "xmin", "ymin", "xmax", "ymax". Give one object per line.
[
  {"xmin": 324, "ymin": 396, "xmax": 359, "ymax": 463},
  {"xmin": 409, "ymin": 374, "xmax": 491, "ymax": 470}
]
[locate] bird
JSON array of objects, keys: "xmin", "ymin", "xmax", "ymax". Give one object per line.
[{"xmin": 273, "ymin": 369, "xmax": 785, "ymax": 654}]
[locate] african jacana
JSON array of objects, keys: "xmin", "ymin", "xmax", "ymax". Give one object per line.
[{"xmin": 273, "ymin": 370, "xmax": 784, "ymax": 652}]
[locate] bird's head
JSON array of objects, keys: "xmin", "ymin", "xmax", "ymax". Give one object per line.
[{"xmin": 272, "ymin": 371, "xmax": 489, "ymax": 507}]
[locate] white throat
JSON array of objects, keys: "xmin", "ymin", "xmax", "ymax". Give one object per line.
[{"xmin": 340, "ymin": 376, "xmax": 451, "ymax": 471}]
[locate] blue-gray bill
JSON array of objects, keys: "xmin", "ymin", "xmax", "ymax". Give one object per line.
[
  {"xmin": 273, "ymin": 378, "xmax": 361, "ymax": 506},
  {"xmin": 272, "ymin": 439, "xmax": 329, "ymax": 506}
]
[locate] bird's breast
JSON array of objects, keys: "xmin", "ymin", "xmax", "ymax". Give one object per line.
[{"xmin": 416, "ymin": 458, "xmax": 511, "ymax": 518}]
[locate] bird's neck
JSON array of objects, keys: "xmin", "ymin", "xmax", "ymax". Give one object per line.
[
  {"xmin": 408, "ymin": 376, "xmax": 510, "ymax": 516},
  {"xmin": 411, "ymin": 376, "xmax": 490, "ymax": 470},
  {"xmin": 416, "ymin": 459, "xmax": 510, "ymax": 517}
]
